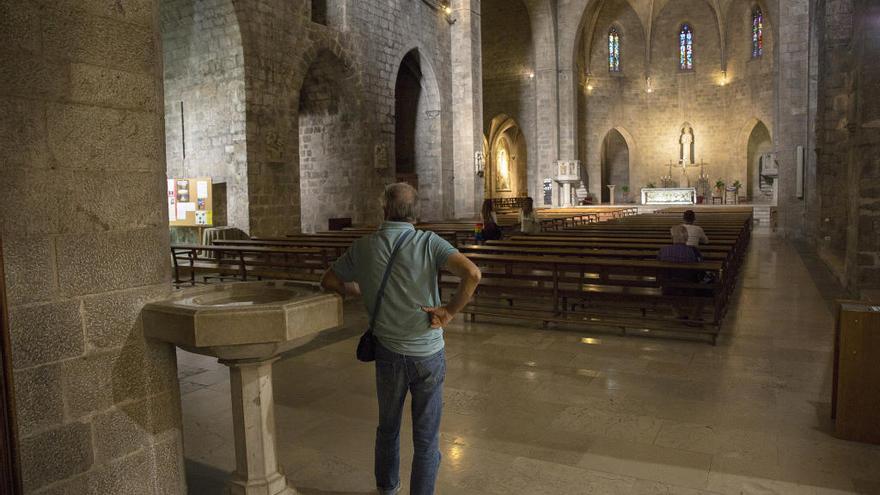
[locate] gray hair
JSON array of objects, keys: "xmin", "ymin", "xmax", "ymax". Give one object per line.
[
  {"xmin": 382, "ymin": 182, "xmax": 419, "ymax": 222},
  {"xmin": 670, "ymin": 225, "xmax": 689, "ymax": 244}
]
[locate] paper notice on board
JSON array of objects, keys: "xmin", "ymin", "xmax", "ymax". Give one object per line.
[
  {"xmin": 195, "ymin": 211, "xmax": 208, "ymax": 225},
  {"xmin": 197, "ymin": 181, "xmax": 209, "ymax": 199},
  {"xmin": 168, "ymin": 197, "xmax": 175, "ymax": 220},
  {"xmin": 176, "ymin": 202, "xmax": 196, "ymax": 220}
]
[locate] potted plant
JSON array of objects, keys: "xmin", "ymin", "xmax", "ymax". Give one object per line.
[
  {"xmin": 714, "ymin": 180, "xmax": 725, "ymax": 196},
  {"xmin": 732, "ymin": 180, "xmax": 743, "ymax": 204},
  {"xmin": 646, "ymin": 182, "xmax": 656, "ymax": 189},
  {"xmin": 621, "ymin": 185, "xmax": 630, "ymax": 203}
]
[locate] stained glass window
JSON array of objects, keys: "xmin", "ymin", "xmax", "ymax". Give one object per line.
[
  {"xmin": 608, "ymin": 27, "xmax": 621, "ymax": 72},
  {"xmin": 679, "ymin": 24, "xmax": 693, "ymax": 70},
  {"xmin": 752, "ymin": 7, "xmax": 764, "ymax": 58}
]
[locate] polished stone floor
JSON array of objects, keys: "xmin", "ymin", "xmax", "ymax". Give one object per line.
[{"xmin": 178, "ymin": 229, "xmax": 880, "ymax": 494}]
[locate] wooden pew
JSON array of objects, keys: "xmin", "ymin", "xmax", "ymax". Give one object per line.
[
  {"xmin": 171, "ymin": 244, "xmax": 325, "ymax": 286},
  {"xmin": 442, "ymin": 252, "xmax": 729, "ymax": 344},
  {"xmin": 459, "ymin": 244, "xmax": 729, "ymax": 263}
]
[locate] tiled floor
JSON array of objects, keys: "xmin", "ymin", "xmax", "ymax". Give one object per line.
[{"xmin": 178, "ymin": 229, "xmax": 880, "ymax": 494}]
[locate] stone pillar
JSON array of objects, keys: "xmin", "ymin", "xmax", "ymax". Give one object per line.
[
  {"xmin": 774, "ymin": 0, "xmax": 813, "ymax": 237},
  {"xmin": 523, "ymin": 0, "xmax": 560, "ymax": 204},
  {"xmin": 607, "ymin": 185, "xmax": 617, "ymax": 205},
  {"xmin": 556, "ymin": 66, "xmax": 579, "ymax": 161},
  {"xmin": 224, "ymin": 358, "xmax": 296, "ymax": 495},
  {"xmin": 450, "ymin": 0, "xmax": 484, "ymax": 218},
  {"xmin": 845, "ymin": 0, "xmax": 880, "ymax": 297}
]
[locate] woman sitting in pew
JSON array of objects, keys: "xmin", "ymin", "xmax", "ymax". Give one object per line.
[
  {"xmin": 519, "ymin": 197, "xmax": 541, "ymax": 235},
  {"xmin": 480, "ymin": 199, "xmax": 502, "ymax": 241},
  {"xmin": 658, "ymin": 225, "xmax": 706, "ymax": 323},
  {"xmin": 680, "ymin": 209, "xmax": 709, "ymax": 259}
]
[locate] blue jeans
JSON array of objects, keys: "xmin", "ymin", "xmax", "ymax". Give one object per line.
[{"xmin": 374, "ymin": 342, "xmax": 445, "ymax": 495}]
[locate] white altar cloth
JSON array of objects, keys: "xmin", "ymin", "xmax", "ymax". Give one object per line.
[{"xmin": 641, "ymin": 187, "xmax": 697, "ymax": 205}]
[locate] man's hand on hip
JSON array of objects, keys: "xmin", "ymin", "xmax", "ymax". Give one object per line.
[{"xmin": 422, "ymin": 306, "xmax": 454, "ymax": 328}]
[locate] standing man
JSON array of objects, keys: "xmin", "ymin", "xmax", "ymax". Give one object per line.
[{"xmin": 321, "ymin": 183, "xmax": 482, "ymax": 495}]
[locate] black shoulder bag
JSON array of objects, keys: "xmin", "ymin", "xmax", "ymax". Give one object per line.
[{"xmin": 356, "ymin": 230, "xmax": 413, "ymax": 362}]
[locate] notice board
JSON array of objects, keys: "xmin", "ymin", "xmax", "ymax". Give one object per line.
[{"xmin": 168, "ymin": 177, "xmax": 213, "ymax": 226}]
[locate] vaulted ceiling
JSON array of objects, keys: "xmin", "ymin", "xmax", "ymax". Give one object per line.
[{"xmin": 579, "ymin": 0, "xmax": 764, "ymax": 72}]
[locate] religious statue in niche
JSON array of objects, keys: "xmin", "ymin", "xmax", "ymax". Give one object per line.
[
  {"xmin": 495, "ymin": 147, "xmax": 512, "ymax": 192},
  {"xmin": 679, "ymin": 124, "xmax": 695, "ymax": 165},
  {"xmin": 679, "ymin": 124, "xmax": 696, "ymax": 187}
]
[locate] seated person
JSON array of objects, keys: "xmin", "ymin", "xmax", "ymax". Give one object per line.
[
  {"xmin": 519, "ymin": 197, "xmax": 541, "ymax": 235},
  {"xmin": 679, "ymin": 210, "xmax": 709, "ymax": 257},
  {"xmin": 659, "ymin": 225, "xmax": 703, "ymax": 263},
  {"xmin": 659, "ymin": 225, "xmax": 706, "ymax": 322},
  {"xmin": 480, "ymin": 199, "xmax": 502, "ymax": 241}
]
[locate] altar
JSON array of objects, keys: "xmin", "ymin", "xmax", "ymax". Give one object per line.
[{"xmin": 641, "ymin": 187, "xmax": 697, "ymax": 205}]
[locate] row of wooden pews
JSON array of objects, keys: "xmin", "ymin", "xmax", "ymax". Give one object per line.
[
  {"xmin": 167, "ymin": 208, "xmax": 622, "ymax": 285},
  {"xmin": 168, "ymin": 207, "xmax": 749, "ymax": 344},
  {"xmin": 441, "ymin": 209, "xmax": 752, "ymax": 344}
]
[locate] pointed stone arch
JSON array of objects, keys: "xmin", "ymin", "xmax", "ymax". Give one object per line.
[
  {"xmin": 296, "ymin": 46, "xmax": 370, "ymax": 233},
  {"xmin": 737, "ymin": 118, "xmax": 774, "ymax": 203},
  {"xmin": 599, "ymin": 127, "xmax": 636, "ymax": 203},
  {"xmin": 160, "ymin": 0, "xmax": 248, "ymax": 232},
  {"xmin": 392, "ymin": 46, "xmax": 445, "ymax": 220},
  {"xmin": 485, "ymin": 114, "xmax": 529, "ymax": 199}
]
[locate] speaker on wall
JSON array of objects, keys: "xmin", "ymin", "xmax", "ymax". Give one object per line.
[{"xmin": 796, "ymin": 146, "xmax": 805, "ymax": 199}]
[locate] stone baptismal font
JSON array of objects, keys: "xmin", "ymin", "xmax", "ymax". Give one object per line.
[{"xmin": 143, "ymin": 281, "xmax": 343, "ymax": 495}]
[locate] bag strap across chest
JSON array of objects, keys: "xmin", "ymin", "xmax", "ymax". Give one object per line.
[{"xmin": 368, "ymin": 230, "xmax": 413, "ymax": 330}]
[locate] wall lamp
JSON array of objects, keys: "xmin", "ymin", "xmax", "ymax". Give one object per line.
[
  {"xmin": 422, "ymin": 0, "xmax": 456, "ymax": 24},
  {"xmin": 443, "ymin": 4, "xmax": 457, "ymax": 24}
]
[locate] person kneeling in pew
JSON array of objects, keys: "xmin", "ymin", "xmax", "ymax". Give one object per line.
[{"xmin": 658, "ymin": 225, "xmax": 707, "ymax": 324}]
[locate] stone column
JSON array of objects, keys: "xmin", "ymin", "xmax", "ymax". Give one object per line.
[
  {"xmin": 523, "ymin": 0, "xmax": 560, "ymax": 204},
  {"xmin": 223, "ymin": 358, "xmax": 296, "ymax": 495},
  {"xmin": 556, "ymin": 66, "xmax": 579, "ymax": 162},
  {"xmin": 607, "ymin": 185, "xmax": 616, "ymax": 205},
  {"xmin": 451, "ymin": 0, "xmax": 484, "ymax": 218},
  {"xmin": 774, "ymin": 0, "xmax": 813, "ymax": 237}
]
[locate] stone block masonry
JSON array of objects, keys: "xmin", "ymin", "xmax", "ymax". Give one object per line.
[
  {"xmin": 162, "ymin": 0, "xmax": 456, "ymax": 235},
  {"xmin": 0, "ymin": 1, "xmax": 185, "ymax": 494}
]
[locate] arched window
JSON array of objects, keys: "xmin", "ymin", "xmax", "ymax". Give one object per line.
[
  {"xmin": 679, "ymin": 24, "xmax": 694, "ymax": 70},
  {"xmin": 608, "ymin": 27, "xmax": 621, "ymax": 72},
  {"xmin": 752, "ymin": 7, "xmax": 764, "ymax": 58},
  {"xmin": 311, "ymin": 0, "xmax": 327, "ymax": 25}
]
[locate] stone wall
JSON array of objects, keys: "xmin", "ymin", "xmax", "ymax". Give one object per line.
[
  {"xmin": 240, "ymin": 0, "xmax": 454, "ymax": 234},
  {"xmin": 815, "ymin": 0, "xmax": 880, "ymax": 296},
  {"xmin": 297, "ymin": 48, "xmax": 372, "ymax": 233},
  {"xmin": 161, "ymin": 0, "xmax": 248, "ymax": 232},
  {"xmin": 815, "ymin": 0, "xmax": 853, "ymax": 273},
  {"xmin": 0, "ymin": 1, "xmax": 184, "ymax": 493},
  {"xmin": 578, "ymin": 0, "xmax": 776, "ymax": 202}
]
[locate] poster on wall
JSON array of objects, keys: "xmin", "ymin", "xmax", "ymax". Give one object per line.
[
  {"xmin": 168, "ymin": 177, "xmax": 213, "ymax": 227},
  {"xmin": 543, "ymin": 178, "xmax": 553, "ymax": 206}
]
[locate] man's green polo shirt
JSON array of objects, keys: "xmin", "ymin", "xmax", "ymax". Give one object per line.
[{"xmin": 331, "ymin": 221, "xmax": 458, "ymax": 356}]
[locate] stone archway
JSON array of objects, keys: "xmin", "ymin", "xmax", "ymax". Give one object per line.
[
  {"xmin": 485, "ymin": 115, "xmax": 528, "ymax": 199},
  {"xmin": 745, "ymin": 120, "xmax": 773, "ymax": 203},
  {"xmin": 600, "ymin": 128, "xmax": 631, "ymax": 203},
  {"xmin": 160, "ymin": 0, "xmax": 247, "ymax": 233},
  {"xmin": 393, "ymin": 48, "xmax": 444, "ymax": 220},
  {"xmin": 297, "ymin": 49, "xmax": 369, "ymax": 233}
]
